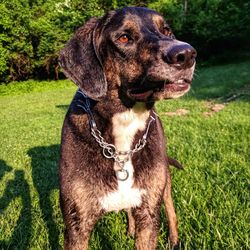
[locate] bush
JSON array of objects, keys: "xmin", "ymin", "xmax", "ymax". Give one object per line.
[
  {"xmin": 149, "ymin": 0, "xmax": 250, "ymax": 58},
  {"xmin": 0, "ymin": 0, "xmax": 249, "ymax": 83}
]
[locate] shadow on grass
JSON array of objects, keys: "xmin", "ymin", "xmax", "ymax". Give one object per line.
[
  {"xmin": 187, "ymin": 61, "xmax": 250, "ymax": 101},
  {"xmin": 56, "ymin": 104, "xmax": 69, "ymax": 111},
  {"xmin": 0, "ymin": 160, "xmax": 32, "ymax": 249},
  {"xmin": 188, "ymin": 82, "xmax": 250, "ymax": 102},
  {"xmin": 0, "ymin": 159, "xmax": 11, "ymax": 181},
  {"xmin": 28, "ymin": 145, "xmax": 61, "ymax": 250}
]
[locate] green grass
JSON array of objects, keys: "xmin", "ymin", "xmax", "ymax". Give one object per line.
[{"xmin": 0, "ymin": 61, "xmax": 249, "ymax": 249}]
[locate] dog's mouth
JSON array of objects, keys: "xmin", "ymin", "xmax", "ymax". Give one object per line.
[
  {"xmin": 127, "ymin": 79, "xmax": 191, "ymax": 101},
  {"xmin": 127, "ymin": 88, "xmax": 154, "ymax": 100}
]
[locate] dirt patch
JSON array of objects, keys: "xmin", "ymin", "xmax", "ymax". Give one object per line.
[{"xmin": 203, "ymin": 102, "xmax": 226, "ymax": 117}]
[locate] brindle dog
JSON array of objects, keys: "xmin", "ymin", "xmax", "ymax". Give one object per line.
[{"xmin": 59, "ymin": 6, "xmax": 196, "ymax": 250}]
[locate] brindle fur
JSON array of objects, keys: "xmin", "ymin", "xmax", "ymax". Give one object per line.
[{"xmin": 59, "ymin": 6, "xmax": 196, "ymax": 250}]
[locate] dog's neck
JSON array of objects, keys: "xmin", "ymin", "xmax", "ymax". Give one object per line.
[
  {"xmin": 94, "ymin": 89, "xmax": 155, "ymax": 120},
  {"xmin": 118, "ymin": 86, "xmax": 155, "ymax": 110}
]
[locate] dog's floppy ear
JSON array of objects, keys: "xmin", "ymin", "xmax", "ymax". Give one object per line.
[{"xmin": 59, "ymin": 17, "xmax": 107, "ymax": 100}]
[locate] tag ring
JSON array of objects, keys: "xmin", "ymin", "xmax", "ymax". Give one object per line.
[{"xmin": 116, "ymin": 169, "xmax": 129, "ymax": 181}]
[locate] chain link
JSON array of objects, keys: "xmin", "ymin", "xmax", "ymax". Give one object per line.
[
  {"xmin": 76, "ymin": 89, "xmax": 156, "ymax": 180},
  {"xmin": 90, "ymin": 115, "xmax": 155, "ymax": 172}
]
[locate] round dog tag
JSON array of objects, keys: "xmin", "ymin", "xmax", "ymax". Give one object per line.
[{"xmin": 116, "ymin": 169, "xmax": 129, "ymax": 181}]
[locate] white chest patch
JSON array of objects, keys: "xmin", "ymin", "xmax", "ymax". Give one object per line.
[{"xmin": 99, "ymin": 104, "xmax": 150, "ymax": 212}]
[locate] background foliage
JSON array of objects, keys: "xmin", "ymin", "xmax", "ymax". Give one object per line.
[{"xmin": 0, "ymin": 0, "xmax": 249, "ymax": 82}]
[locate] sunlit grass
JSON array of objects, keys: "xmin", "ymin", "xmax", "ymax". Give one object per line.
[{"xmin": 0, "ymin": 61, "xmax": 249, "ymax": 249}]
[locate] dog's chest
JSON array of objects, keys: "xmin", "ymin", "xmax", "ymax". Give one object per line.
[{"xmin": 99, "ymin": 106, "xmax": 149, "ymax": 212}]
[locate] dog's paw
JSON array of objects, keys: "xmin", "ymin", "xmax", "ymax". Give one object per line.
[
  {"xmin": 166, "ymin": 236, "xmax": 180, "ymax": 250},
  {"xmin": 166, "ymin": 243, "xmax": 180, "ymax": 250},
  {"xmin": 127, "ymin": 224, "xmax": 135, "ymax": 238}
]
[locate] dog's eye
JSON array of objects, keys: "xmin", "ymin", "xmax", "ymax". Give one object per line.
[
  {"xmin": 117, "ymin": 34, "xmax": 130, "ymax": 44},
  {"xmin": 162, "ymin": 27, "xmax": 172, "ymax": 37}
]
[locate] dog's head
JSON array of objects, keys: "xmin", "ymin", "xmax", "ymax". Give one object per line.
[{"xmin": 59, "ymin": 7, "xmax": 196, "ymax": 103}]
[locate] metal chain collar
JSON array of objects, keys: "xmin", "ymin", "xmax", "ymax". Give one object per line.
[{"xmin": 76, "ymin": 90, "xmax": 156, "ymax": 181}]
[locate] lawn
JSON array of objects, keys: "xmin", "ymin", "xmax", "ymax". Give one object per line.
[{"xmin": 0, "ymin": 60, "xmax": 249, "ymax": 250}]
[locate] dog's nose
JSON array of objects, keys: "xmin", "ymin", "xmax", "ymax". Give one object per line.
[{"xmin": 163, "ymin": 44, "xmax": 197, "ymax": 69}]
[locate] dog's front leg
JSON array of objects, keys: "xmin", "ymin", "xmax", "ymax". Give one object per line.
[
  {"xmin": 163, "ymin": 166, "xmax": 179, "ymax": 248},
  {"xmin": 62, "ymin": 195, "xmax": 103, "ymax": 250},
  {"xmin": 132, "ymin": 202, "xmax": 161, "ymax": 250},
  {"xmin": 64, "ymin": 208, "xmax": 102, "ymax": 250},
  {"xmin": 127, "ymin": 209, "xmax": 136, "ymax": 237}
]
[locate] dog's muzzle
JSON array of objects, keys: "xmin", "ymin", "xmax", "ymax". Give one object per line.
[{"xmin": 162, "ymin": 43, "xmax": 197, "ymax": 69}]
